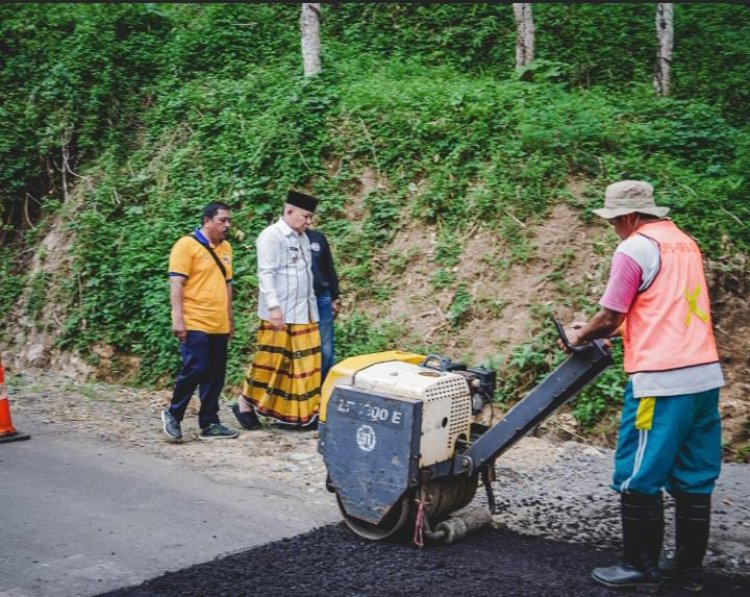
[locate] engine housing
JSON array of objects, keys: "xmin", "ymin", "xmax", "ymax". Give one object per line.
[
  {"xmin": 352, "ymin": 360, "xmax": 472, "ymax": 467},
  {"xmin": 319, "ymin": 356, "xmax": 472, "ymax": 526}
]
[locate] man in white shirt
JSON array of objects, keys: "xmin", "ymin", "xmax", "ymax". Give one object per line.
[{"xmin": 233, "ymin": 190, "xmax": 322, "ymax": 430}]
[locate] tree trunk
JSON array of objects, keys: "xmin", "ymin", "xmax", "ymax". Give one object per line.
[
  {"xmin": 513, "ymin": 3, "xmax": 535, "ymax": 69},
  {"xmin": 654, "ymin": 3, "xmax": 674, "ymax": 96},
  {"xmin": 300, "ymin": 3, "xmax": 322, "ymax": 77}
]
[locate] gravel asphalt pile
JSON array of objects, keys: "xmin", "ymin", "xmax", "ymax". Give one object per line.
[
  {"xmin": 101, "ymin": 441, "xmax": 750, "ymax": 597},
  {"xmin": 101, "ymin": 523, "xmax": 749, "ymax": 597}
]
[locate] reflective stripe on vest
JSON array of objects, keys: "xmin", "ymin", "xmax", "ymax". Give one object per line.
[{"xmin": 622, "ymin": 220, "xmax": 719, "ymax": 374}]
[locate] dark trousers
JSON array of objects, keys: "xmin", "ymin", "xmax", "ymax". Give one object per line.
[
  {"xmin": 317, "ymin": 291, "xmax": 335, "ymax": 382},
  {"xmin": 168, "ymin": 331, "xmax": 228, "ymax": 429}
]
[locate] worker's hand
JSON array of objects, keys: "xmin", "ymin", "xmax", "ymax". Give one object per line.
[
  {"xmin": 557, "ymin": 322, "xmax": 584, "ymax": 354},
  {"xmin": 568, "ymin": 322, "xmax": 587, "ymax": 345},
  {"xmin": 173, "ymin": 322, "xmax": 188, "ymax": 343},
  {"xmin": 269, "ymin": 307, "xmax": 285, "ymax": 331},
  {"xmin": 332, "ymin": 298, "xmax": 341, "ymax": 319}
]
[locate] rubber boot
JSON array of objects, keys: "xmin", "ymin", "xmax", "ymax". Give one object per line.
[
  {"xmin": 671, "ymin": 492, "xmax": 711, "ymax": 592},
  {"xmin": 591, "ymin": 492, "xmax": 664, "ymax": 592}
]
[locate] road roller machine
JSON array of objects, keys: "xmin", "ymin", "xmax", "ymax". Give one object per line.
[{"xmin": 317, "ymin": 321, "xmax": 612, "ymax": 544}]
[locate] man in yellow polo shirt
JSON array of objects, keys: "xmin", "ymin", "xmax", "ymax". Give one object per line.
[{"xmin": 161, "ymin": 202, "xmax": 239, "ymax": 441}]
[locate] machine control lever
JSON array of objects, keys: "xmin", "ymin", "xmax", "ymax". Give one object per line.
[{"xmin": 453, "ymin": 320, "xmax": 613, "ymax": 476}]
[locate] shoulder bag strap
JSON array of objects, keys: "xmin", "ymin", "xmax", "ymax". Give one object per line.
[{"xmin": 190, "ymin": 234, "xmax": 227, "ymax": 279}]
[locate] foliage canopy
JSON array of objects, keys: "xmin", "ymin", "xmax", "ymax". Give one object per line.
[{"xmin": 1, "ymin": 3, "xmax": 748, "ymax": 434}]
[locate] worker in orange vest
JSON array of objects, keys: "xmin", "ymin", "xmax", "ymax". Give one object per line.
[{"xmin": 562, "ymin": 180, "xmax": 723, "ymax": 593}]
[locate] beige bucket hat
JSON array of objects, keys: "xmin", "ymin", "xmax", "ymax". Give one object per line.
[{"xmin": 593, "ymin": 180, "xmax": 670, "ymax": 219}]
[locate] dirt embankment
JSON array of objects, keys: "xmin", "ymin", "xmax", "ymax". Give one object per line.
[
  {"xmin": 349, "ymin": 198, "xmax": 750, "ymax": 458},
  {"xmin": 2, "ymin": 179, "xmax": 748, "ymax": 458}
]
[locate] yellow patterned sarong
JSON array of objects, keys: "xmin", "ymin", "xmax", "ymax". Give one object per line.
[{"xmin": 240, "ymin": 321, "xmax": 321, "ymax": 427}]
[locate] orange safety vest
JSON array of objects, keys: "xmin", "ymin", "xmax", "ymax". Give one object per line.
[{"xmin": 622, "ymin": 220, "xmax": 719, "ymax": 374}]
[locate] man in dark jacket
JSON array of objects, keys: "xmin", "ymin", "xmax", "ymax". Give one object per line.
[{"xmin": 306, "ymin": 228, "xmax": 340, "ymax": 382}]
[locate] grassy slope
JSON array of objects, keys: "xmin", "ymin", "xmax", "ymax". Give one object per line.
[{"xmin": 1, "ymin": 4, "xmax": 748, "ymax": 456}]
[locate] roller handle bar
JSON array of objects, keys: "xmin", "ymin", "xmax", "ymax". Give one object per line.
[{"xmin": 453, "ymin": 320, "xmax": 613, "ymax": 476}]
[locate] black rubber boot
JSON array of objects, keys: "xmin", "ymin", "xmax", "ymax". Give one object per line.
[
  {"xmin": 592, "ymin": 492, "xmax": 664, "ymax": 593},
  {"xmin": 671, "ymin": 492, "xmax": 711, "ymax": 592}
]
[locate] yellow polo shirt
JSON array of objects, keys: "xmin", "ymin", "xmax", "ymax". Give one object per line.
[{"xmin": 168, "ymin": 234, "xmax": 233, "ymax": 334}]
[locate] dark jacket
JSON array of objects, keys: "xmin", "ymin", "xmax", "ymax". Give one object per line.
[{"xmin": 306, "ymin": 229, "xmax": 339, "ymax": 301}]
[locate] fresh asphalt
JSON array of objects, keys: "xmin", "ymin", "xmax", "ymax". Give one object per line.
[{"xmin": 0, "ymin": 413, "xmax": 338, "ymax": 597}]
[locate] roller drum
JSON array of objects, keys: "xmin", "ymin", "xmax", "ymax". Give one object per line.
[{"xmin": 423, "ymin": 474, "xmax": 479, "ymax": 523}]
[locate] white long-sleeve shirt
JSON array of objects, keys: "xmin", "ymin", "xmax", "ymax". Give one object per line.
[{"xmin": 256, "ymin": 218, "xmax": 319, "ymax": 324}]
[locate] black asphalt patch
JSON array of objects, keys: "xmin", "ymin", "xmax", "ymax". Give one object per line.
[{"xmin": 101, "ymin": 523, "xmax": 749, "ymax": 597}]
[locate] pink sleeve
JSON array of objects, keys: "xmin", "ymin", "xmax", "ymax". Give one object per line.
[{"xmin": 599, "ymin": 252, "xmax": 643, "ymax": 313}]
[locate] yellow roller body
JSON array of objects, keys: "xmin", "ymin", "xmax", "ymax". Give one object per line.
[{"xmin": 319, "ymin": 350, "xmax": 424, "ymax": 423}]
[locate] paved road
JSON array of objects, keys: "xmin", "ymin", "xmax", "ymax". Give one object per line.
[{"xmin": 0, "ymin": 414, "xmax": 338, "ymax": 597}]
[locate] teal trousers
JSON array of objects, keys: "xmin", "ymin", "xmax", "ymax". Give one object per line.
[{"xmin": 612, "ymin": 380, "xmax": 721, "ymax": 496}]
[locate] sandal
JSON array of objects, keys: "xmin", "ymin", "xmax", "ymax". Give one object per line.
[{"xmin": 231, "ymin": 403, "xmax": 261, "ymax": 430}]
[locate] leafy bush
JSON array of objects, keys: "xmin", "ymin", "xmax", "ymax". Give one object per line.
[
  {"xmin": 0, "ymin": 249, "xmax": 24, "ymax": 330},
  {"xmin": 447, "ymin": 283, "xmax": 473, "ymax": 328},
  {"xmin": 334, "ymin": 314, "xmax": 402, "ymax": 361},
  {"xmin": 0, "ymin": 3, "xmax": 748, "ymax": 412}
]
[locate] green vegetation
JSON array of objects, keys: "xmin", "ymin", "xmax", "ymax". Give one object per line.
[
  {"xmin": 25, "ymin": 272, "xmax": 49, "ymax": 320},
  {"xmin": 1, "ymin": 4, "xmax": 748, "ymax": 437},
  {"xmin": 447, "ymin": 283, "xmax": 473, "ymax": 328},
  {"xmin": 334, "ymin": 314, "xmax": 403, "ymax": 362},
  {"xmin": 0, "ymin": 248, "xmax": 24, "ymax": 318}
]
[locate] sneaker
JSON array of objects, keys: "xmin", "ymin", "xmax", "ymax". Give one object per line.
[
  {"xmin": 231, "ymin": 403, "xmax": 261, "ymax": 430},
  {"xmin": 199, "ymin": 422, "xmax": 239, "ymax": 440},
  {"xmin": 161, "ymin": 409, "xmax": 182, "ymax": 441}
]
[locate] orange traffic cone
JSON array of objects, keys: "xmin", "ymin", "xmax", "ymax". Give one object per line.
[{"xmin": 0, "ymin": 360, "xmax": 30, "ymax": 443}]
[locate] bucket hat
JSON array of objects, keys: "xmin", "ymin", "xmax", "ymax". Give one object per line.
[{"xmin": 593, "ymin": 180, "xmax": 670, "ymax": 219}]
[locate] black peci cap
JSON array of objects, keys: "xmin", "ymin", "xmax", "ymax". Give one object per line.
[{"xmin": 287, "ymin": 190, "xmax": 318, "ymax": 213}]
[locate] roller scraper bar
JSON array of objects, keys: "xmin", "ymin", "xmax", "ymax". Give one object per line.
[{"xmin": 453, "ymin": 338, "xmax": 612, "ymax": 476}]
